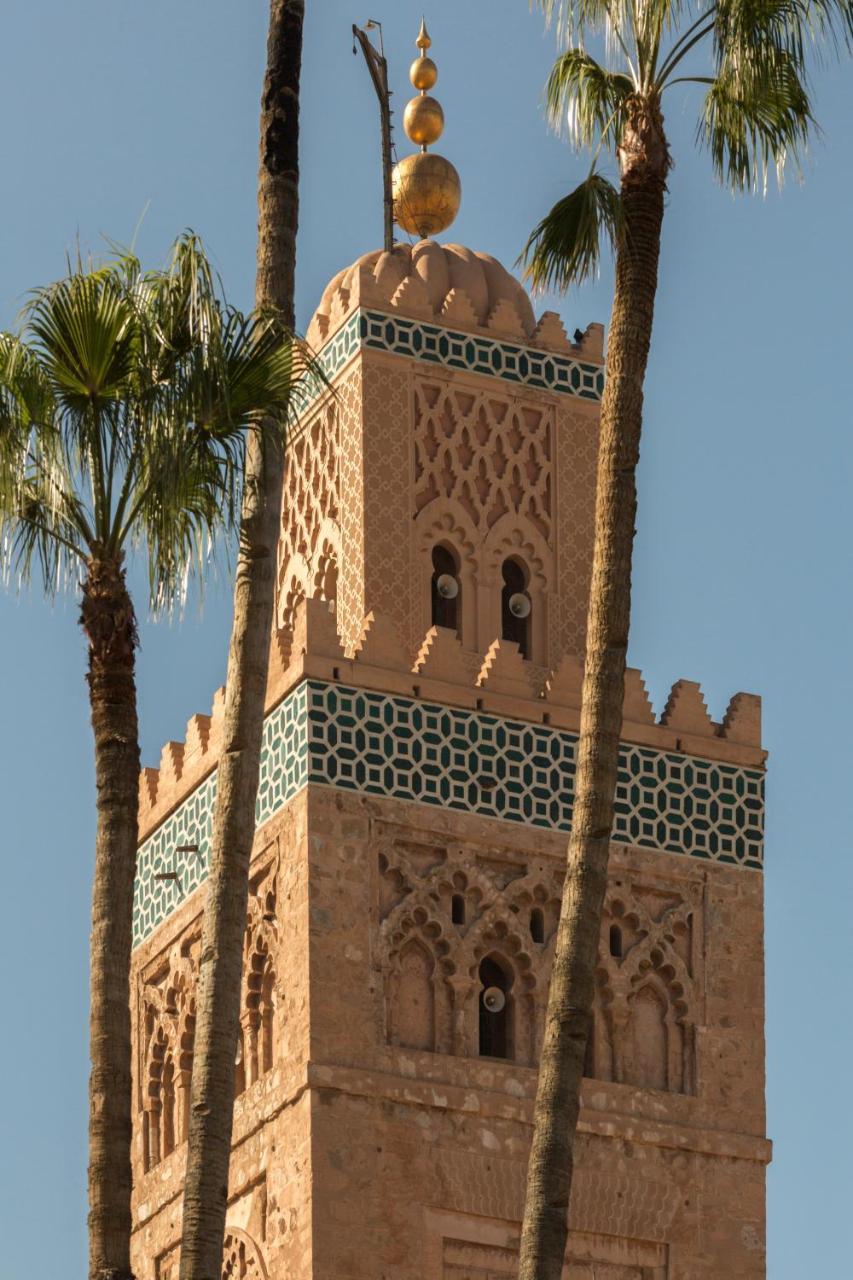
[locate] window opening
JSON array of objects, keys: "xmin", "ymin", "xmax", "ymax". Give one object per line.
[
  {"xmin": 451, "ymin": 893, "xmax": 465, "ymax": 925},
  {"xmin": 501, "ymin": 558, "xmax": 531, "ymax": 658},
  {"xmin": 479, "ymin": 956, "xmax": 511, "ymax": 1059},
  {"xmin": 431, "ymin": 545, "xmax": 460, "ymax": 632},
  {"xmin": 609, "ymin": 925, "xmax": 623, "ymax": 958},
  {"xmin": 530, "ymin": 907, "xmax": 545, "ymax": 944}
]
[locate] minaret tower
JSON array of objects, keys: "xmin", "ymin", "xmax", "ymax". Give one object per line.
[{"xmin": 129, "ymin": 21, "xmax": 769, "ymax": 1280}]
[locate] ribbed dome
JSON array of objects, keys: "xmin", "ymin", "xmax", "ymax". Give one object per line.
[{"xmin": 310, "ymin": 239, "xmax": 537, "ymax": 341}]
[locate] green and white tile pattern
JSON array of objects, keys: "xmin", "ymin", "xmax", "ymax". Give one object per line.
[
  {"xmin": 312, "ymin": 310, "xmax": 605, "ymax": 402},
  {"xmin": 134, "ymin": 680, "xmax": 764, "ymax": 948}
]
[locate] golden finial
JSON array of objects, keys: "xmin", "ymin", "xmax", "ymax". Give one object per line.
[{"xmin": 393, "ymin": 17, "xmax": 461, "ymax": 239}]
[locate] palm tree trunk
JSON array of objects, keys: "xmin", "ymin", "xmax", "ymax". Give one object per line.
[
  {"xmin": 518, "ymin": 97, "xmax": 669, "ymax": 1280},
  {"xmin": 178, "ymin": 4, "xmax": 303, "ymax": 1278},
  {"xmin": 84, "ymin": 556, "xmax": 140, "ymax": 1280}
]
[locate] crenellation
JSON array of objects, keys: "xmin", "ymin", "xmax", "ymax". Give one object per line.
[
  {"xmin": 439, "ymin": 286, "xmax": 478, "ymax": 329},
  {"xmin": 183, "ymin": 713, "xmax": 211, "ymax": 764},
  {"xmin": 531, "ymin": 310, "xmax": 573, "ymax": 353},
  {"xmin": 661, "ymin": 678, "xmax": 717, "ymax": 735},
  {"xmin": 720, "ymin": 690, "xmax": 762, "ymax": 746},
  {"xmin": 476, "ymin": 637, "xmax": 537, "ymax": 702},
  {"xmin": 485, "ymin": 296, "xmax": 527, "ymax": 340}
]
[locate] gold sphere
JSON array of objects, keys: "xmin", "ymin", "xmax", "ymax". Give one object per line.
[
  {"xmin": 410, "ymin": 54, "xmax": 438, "ymax": 91},
  {"xmin": 392, "ymin": 152, "xmax": 461, "ymax": 238},
  {"xmin": 403, "ymin": 94, "xmax": 444, "ymax": 147}
]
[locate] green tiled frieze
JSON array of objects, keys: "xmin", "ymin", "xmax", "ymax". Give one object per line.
[
  {"xmin": 134, "ymin": 680, "xmax": 763, "ymax": 947},
  {"xmin": 309, "ymin": 309, "xmax": 605, "ymax": 403},
  {"xmin": 133, "ymin": 684, "xmax": 308, "ymax": 947}
]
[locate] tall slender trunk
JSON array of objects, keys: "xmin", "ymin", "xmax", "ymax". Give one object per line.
[
  {"xmin": 84, "ymin": 556, "xmax": 140, "ymax": 1280},
  {"xmin": 518, "ymin": 97, "xmax": 669, "ymax": 1280},
  {"xmin": 178, "ymin": 5, "xmax": 303, "ymax": 1278}
]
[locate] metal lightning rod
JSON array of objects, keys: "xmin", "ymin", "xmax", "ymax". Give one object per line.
[{"xmin": 352, "ymin": 20, "xmax": 394, "ymax": 252}]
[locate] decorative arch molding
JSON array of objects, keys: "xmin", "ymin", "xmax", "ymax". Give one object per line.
[
  {"xmin": 413, "ymin": 506, "xmax": 479, "ymax": 648},
  {"xmin": 373, "ymin": 827, "xmax": 701, "ymax": 1092},
  {"xmin": 310, "ymin": 515, "xmax": 341, "ymax": 603},
  {"xmin": 381, "ymin": 901, "xmax": 457, "ymax": 1055},
  {"xmin": 482, "ymin": 516, "xmax": 551, "ymax": 588},
  {"xmin": 481, "ymin": 518, "xmax": 552, "ymax": 666},
  {"xmin": 276, "ymin": 550, "xmax": 311, "ymax": 633},
  {"xmin": 221, "ymin": 1229, "xmax": 269, "ymax": 1280}
]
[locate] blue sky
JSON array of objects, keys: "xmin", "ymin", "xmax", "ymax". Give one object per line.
[{"xmin": 1, "ymin": 3, "xmax": 851, "ymax": 1276}]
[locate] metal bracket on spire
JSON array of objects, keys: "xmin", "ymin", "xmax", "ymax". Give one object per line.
[{"xmin": 353, "ymin": 21, "xmax": 394, "ymax": 252}]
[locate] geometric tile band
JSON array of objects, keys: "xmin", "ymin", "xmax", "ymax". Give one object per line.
[
  {"xmin": 314, "ymin": 309, "xmax": 605, "ymax": 403},
  {"xmin": 134, "ymin": 679, "xmax": 764, "ymax": 948}
]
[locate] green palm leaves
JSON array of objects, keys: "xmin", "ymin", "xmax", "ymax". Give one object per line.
[
  {"xmin": 0, "ymin": 233, "xmax": 320, "ymax": 609},
  {"xmin": 523, "ymin": 0, "xmax": 852, "ymax": 285}
]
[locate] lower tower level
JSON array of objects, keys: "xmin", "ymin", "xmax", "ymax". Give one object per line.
[{"xmin": 130, "ymin": 242, "xmax": 768, "ymax": 1279}]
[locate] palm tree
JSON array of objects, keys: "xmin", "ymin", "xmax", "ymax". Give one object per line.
[
  {"xmin": 517, "ymin": 0, "xmax": 852, "ymax": 1275},
  {"xmin": 0, "ymin": 235, "xmax": 308, "ymax": 1280},
  {"xmin": 177, "ymin": 4, "xmax": 305, "ymax": 1277}
]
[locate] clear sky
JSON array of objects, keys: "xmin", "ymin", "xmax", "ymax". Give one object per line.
[{"xmin": 0, "ymin": 3, "xmax": 851, "ymax": 1277}]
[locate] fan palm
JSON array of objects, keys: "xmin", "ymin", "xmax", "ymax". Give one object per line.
[
  {"xmin": 0, "ymin": 234, "xmax": 314, "ymax": 1280},
  {"xmin": 177, "ymin": 4, "xmax": 306, "ymax": 1278},
  {"xmin": 518, "ymin": 0, "xmax": 852, "ymax": 1275}
]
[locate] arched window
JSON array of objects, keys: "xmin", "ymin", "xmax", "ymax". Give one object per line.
[
  {"xmin": 530, "ymin": 907, "xmax": 545, "ymax": 944},
  {"xmin": 431, "ymin": 545, "xmax": 461, "ymax": 633},
  {"xmin": 451, "ymin": 893, "xmax": 465, "ymax": 925},
  {"xmin": 501, "ymin": 558, "xmax": 531, "ymax": 659},
  {"xmin": 479, "ymin": 955, "xmax": 512, "ymax": 1060}
]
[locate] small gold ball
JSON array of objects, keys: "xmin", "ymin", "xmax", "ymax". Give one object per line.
[
  {"xmin": 392, "ymin": 152, "xmax": 461, "ymax": 239},
  {"xmin": 403, "ymin": 95, "xmax": 445, "ymax": 147},
  {"xmin": 410, "ymin": 55, "xmax": 437, "ymax": 91}
]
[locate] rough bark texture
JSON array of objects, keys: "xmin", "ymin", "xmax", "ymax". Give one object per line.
[
  {"xmin": 84, "ymin": 556, "xmax": 140, "ymax": 1280},
  {"xmin": 177, "ymin": 4, "xmax": 303, "ymax": 1279},
  {"xmin": 518, "ymin": 96, "xmax": 670, "ymax": 1280}
]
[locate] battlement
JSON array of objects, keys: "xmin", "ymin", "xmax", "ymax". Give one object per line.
[{"xmin": 139, "ymin": 600, "xmax": 763, "ymax": 841}]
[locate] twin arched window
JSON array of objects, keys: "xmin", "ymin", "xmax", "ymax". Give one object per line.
[{"xmin": 430, "ymin": 545, "xmax": 533, "ymax": 660}]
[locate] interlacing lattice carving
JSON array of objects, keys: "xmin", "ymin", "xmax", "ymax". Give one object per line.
[
  {"xmin": 591, "ymin": 886, "xmax": 700, "ymax": 1094},
  {"xmin": 378, "ymin": 833, "xmax": 699, "ymax": 1093},
  {"xmin": 276, "ymin": 397, "xmax": 340, "ymax": 633},
  {"xmin": 139, "ymin": 862, "xmax": 279, "ymax": 1169},
  {"xmin": 156, "ymin": 1229, "xmax": 268, "ymax": 1280},
  {"xmin": 414, "ymin": 380, "xmax": 553, "ymax": 541}
]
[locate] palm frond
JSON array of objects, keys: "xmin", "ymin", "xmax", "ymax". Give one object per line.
[
  {"xmin": 520, "ymin": 170, "xmax": 624, "ymax": 289},
  {"xmin": 0, "ymin": 233, "xmax": 314, "ymax": 614},
  {"xmin": 546, "ymin": 49, "xmax": 635, "ymax": 144},
  {"xmin": 702, "ymin": 42, "xmax": 814, "ymax": 188}
]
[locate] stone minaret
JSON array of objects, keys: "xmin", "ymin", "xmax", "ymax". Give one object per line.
[{"xmin": 130, "ymin": 31, "xmax": 768, "ymax": 1280}]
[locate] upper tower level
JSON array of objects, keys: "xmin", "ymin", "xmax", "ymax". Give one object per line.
[{"xmin": 276, "ymin": 237, "xmax": 605, "ymax": 679}]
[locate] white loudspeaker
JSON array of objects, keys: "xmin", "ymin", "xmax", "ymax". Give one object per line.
[
  {"xmin": 436, "ymin": 573, "xmax": 459, "ymax": 600},
  {"xmin": 508, "ymin": 591, "xmax": 531, "ymax": 618},
  {"xmin": 482, "ymin": 986, "xmax": 506, "ymax": 1014}
]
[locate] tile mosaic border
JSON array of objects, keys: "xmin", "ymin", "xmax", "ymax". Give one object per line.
[
  {"xmin": 311, "ymin": 310, "xmax": 605, "ymax": 403},
  {"xmin": 134, "ymin": 680, "xmax": 764, "ymax": 948}
]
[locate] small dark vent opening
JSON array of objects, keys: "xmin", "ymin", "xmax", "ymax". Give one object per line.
[
  {"xmin": 451, "ymin": 893, "xmax": 465, "ymax": 925},
  {"xmin": 530, "ymin": 907, "xmax": 545, "ymax": 944},
  {"xmin": 609, "ymin": 925, "xmax": 623, "ymax": 959}
]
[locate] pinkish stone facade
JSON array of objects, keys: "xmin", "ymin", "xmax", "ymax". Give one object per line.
[{"xmin": 130, "ymin": 242, "xmax": 769, "ymax": 1278}]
